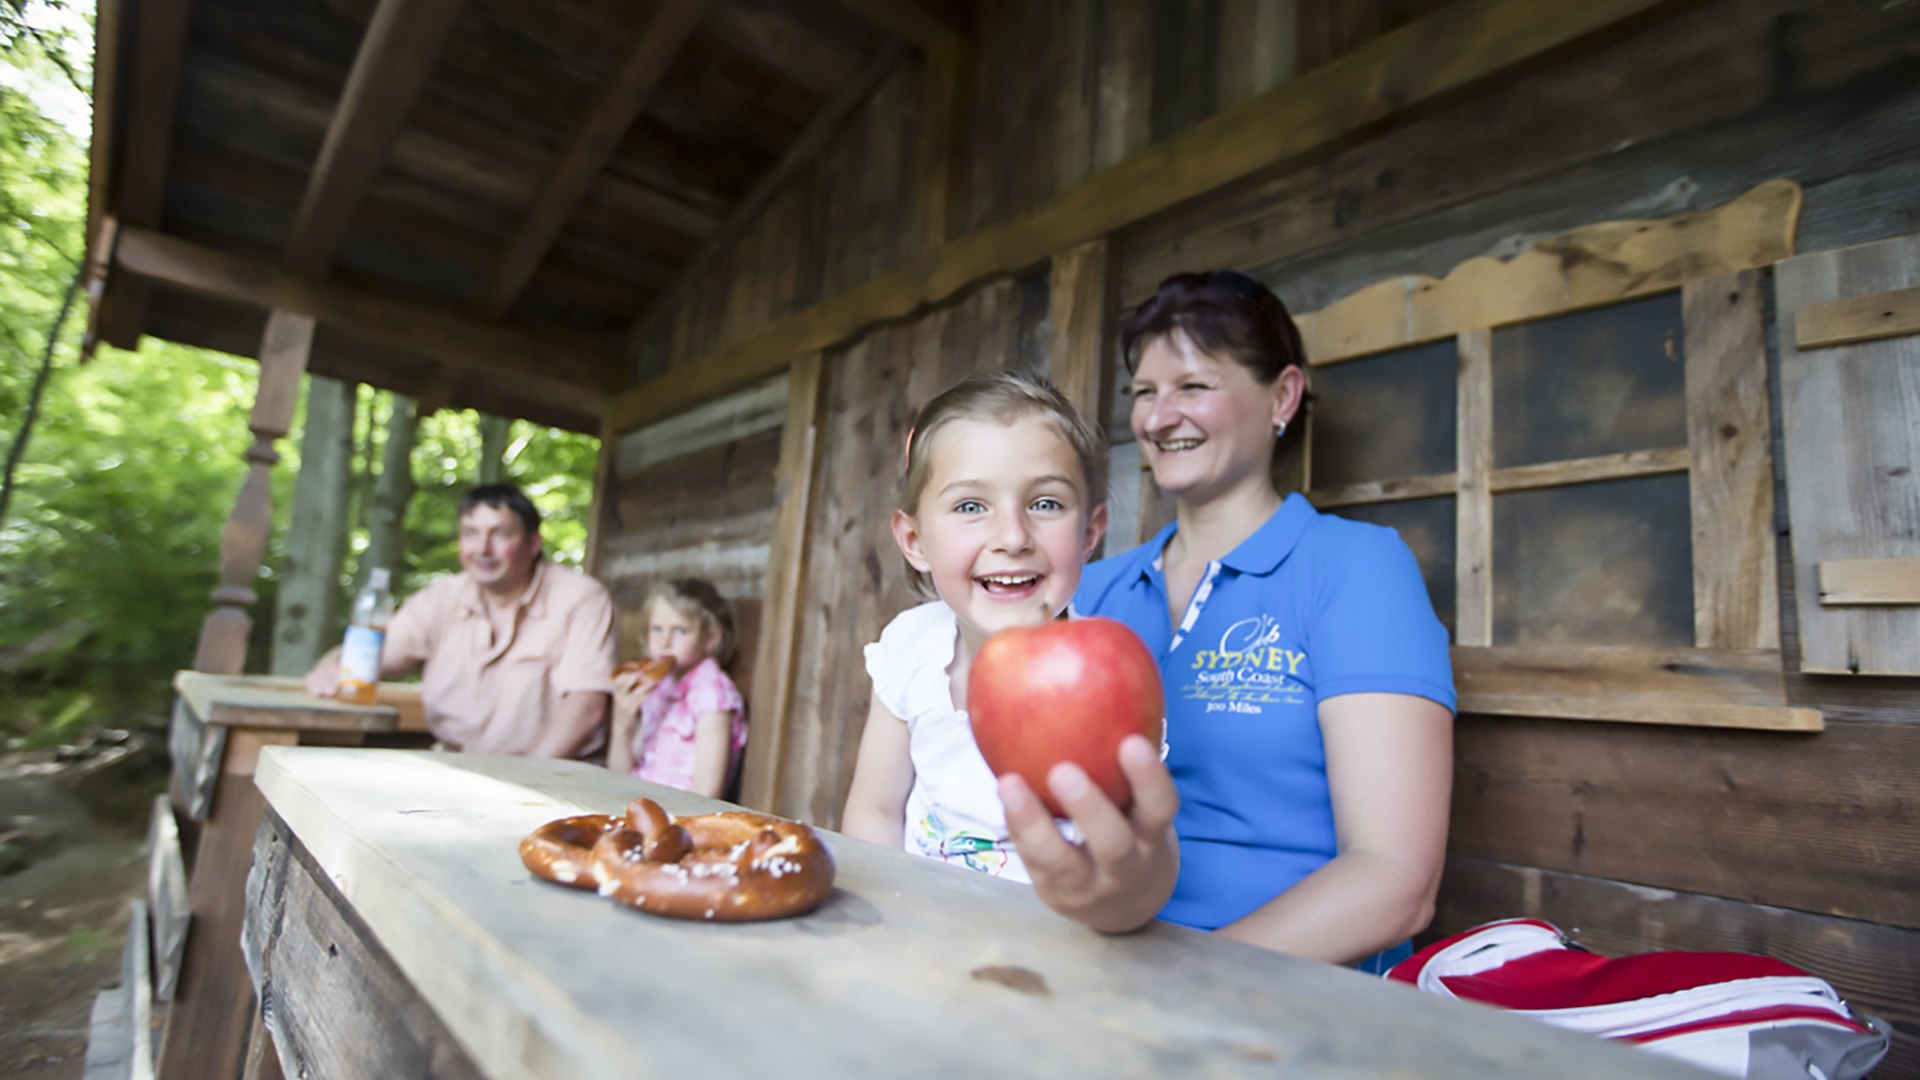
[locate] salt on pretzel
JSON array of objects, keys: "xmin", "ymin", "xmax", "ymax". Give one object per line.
[{"xmin": 519, "ymin": 798, "xmax": 836, "ymax": 922}]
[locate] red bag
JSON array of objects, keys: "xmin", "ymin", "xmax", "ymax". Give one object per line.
[{"xmin": 1388, "ymin": 919, "xmax": 1890, "ymax": 1079}]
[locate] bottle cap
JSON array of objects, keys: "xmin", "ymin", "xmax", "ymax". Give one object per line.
[{"xmin": 368, "ymin": 567, "xmax": 390, "ymax": 589}]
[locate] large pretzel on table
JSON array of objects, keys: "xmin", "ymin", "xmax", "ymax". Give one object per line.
[{"xmin": 518, "ymin": 798, "xmax": 836, "ymax": 922}]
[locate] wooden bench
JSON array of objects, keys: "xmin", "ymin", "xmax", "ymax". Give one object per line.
[
  {"xmin": 241, "ymin": 747, "xmax": 1717, "ymax": 1079},
  {"xmin": 149, "ymin": 672, "xmax": 431, "ymax": 1080}
]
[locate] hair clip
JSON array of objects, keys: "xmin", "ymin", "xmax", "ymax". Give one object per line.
[{"xmin": 903, "ymin": 424, "xmax": 916, "ymax": 473}]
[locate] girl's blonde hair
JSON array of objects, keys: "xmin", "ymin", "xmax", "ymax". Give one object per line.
[
  {"xmin": 645, "ymin": 578, "xmax": 737, "ymax": 668},
  {"xmin": 898, "ymin": 371, "xmax": 1109, "ymax": 599}
]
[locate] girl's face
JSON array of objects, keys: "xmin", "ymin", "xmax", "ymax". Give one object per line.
[
  {"xmin": 645, "ymin": 598, "xmax": 712, "ymax": 675},
  {"xmin": 1130, "ymin": 328, "xmax": 1302, "ymax": 504},
  {"xmin": 894, "ymin": 415, "xmax": 1107, "ymax": 651}
]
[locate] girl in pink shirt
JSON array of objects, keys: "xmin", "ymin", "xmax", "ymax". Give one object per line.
[{"xmin": 608, "ymin": 579, "xmax": 747, "ymax": 798}]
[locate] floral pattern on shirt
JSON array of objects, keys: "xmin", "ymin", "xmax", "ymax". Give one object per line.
[{"xmin": 631, "ymin": 656, "xmax": 746, "ymax": 793}]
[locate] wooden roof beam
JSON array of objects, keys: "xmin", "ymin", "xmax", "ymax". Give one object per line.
[
  {"xmin": 819, "ymin": 0, "xmax": 969, "ymax": 52},
  {"xmin": 84, "ymin": 0, "xmax": 128, "ymax": 275},
  {"xmin": 109, "ymin": 224, "xmax": 622, "ymax": 418},
  {"xmin": 282, "ymin": 0, "xmax": 469, "ymax": 277},
  {"xmin": 624, "ymin": 40, "xmax": 909, "ymax": 370},
  {"xmin": 603, "ymin": 0, "xmax": 1685, "ymax": 436},
  {"xmin": 89, "ymin": 0, "xmax": 191, "ymax": 351},
  {"xmin": 477, "ymin": 0, "xmax": 713, "ymax": 318}
]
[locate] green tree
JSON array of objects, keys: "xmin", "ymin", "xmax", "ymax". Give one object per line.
[{"xmin": 0, "ymin": 2, "xmax": 602, "ymax": 740}]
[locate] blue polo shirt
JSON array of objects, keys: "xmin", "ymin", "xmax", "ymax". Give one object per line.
[{"xmin": 1074, "ymin": 494, "xmax": 1455, "ymax": 940}]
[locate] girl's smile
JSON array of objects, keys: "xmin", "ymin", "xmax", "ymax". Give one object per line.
[{"xmin": 894, "ymin": 415, "xmax": 1107, "ymax": 653}]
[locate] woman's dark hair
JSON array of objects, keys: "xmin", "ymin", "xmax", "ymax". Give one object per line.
[{"xmin": 1119, "ymin": 270, "xmax": 1313, "ymax": 446}]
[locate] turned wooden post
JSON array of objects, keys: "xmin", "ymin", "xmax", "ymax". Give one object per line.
[{"xmin": 192, "ymin": 310, "xmax": 315, "ymax": 675}]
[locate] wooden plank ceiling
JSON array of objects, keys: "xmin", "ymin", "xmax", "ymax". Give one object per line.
[{"xmin": 87, "ymin": 0, "xmax": 930, "ymax": 432}]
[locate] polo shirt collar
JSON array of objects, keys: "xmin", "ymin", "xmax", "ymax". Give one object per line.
[
  {"xmin": 1220, "ymin": 493, "xmax": 1314, "ymax": 575},
  {"xmin": 460, "ymin": 561, "xmax": 550, "ymax": 617},
  {"xmin": 1139, "ymin": 492, "xmax": 1316, "ymax": 579}
]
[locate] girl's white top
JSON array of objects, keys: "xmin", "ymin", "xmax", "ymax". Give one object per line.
[{"xmin": 864, "ymin": 601, "xmax": 1030, "ymax": 882}]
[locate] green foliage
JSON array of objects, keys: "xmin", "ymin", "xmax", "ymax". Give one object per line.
[
  {"xmin": 321, "ymin": 392, "xmax": 598, "ymax": 627},
  {"xmin": 0, "ymin": 3, "xmax": 602, "ymax": 740},
  {"xmin": 401, "ymin": 408, "xmax": 599, "ymax": 582},
  {"xmin": 2, "ymin": 339, "xmax": 269, "ymax": 739}
]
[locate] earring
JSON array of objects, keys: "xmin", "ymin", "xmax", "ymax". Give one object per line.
[{"xmin": 1274, "ymin": 420, "xmax": 1287, "ymax": 439}]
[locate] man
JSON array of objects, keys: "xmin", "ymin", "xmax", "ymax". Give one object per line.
[{"xmin": 305, "ymin": 483, "xmax": 615, "ymax": 758}]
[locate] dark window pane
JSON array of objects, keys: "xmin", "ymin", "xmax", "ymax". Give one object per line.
[
  {"xmin": 1492, "ymin": 293, "xmax": 1686, "ymax": 468},
  {"xmin": 1492, "ymin": 474, "xmax": 1693, "ymax": 646},
  {"xmin": 1310, "ymin": 338, "xmax": 1458, "ymax": 489},
  {"xmin": 1333, "ymin": 496, "xmax": 1457, "ymax": 638}
]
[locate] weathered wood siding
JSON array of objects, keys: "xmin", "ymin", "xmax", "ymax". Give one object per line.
[
  {"xmin": 1113, "ymin": 1, "xmax": 1917, "ymax": 1071},
  {"xmin": 606, "ymin": 2, "xmax": 1920, "ymax": 1073},
  {"xmin": 597, "ymin": 378, "xmax": 785, "ymax": 704},
  {"xmin": 636, "ymin": 0, "xmax": 1302, "ymax": 380},
  {"xmin": 771, "ymin": 275, "xmax": 1049, "ymax": 825}
]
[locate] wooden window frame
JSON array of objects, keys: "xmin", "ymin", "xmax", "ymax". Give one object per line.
[{"xmin": 1292, "ymin": 180, "xmax": 1819, "ymax": 731}]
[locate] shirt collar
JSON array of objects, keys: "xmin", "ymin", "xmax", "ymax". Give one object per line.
[
  {"xmin": 1140, "ymin": 492, "xmax": 1316, "ymax": 579},
  {"xmin": 460, "ymin": 561, "xmax": 550, "ymax": 617}
]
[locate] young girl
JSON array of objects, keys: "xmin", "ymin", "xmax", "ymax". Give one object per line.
[
  {"xmin": 840, "ymin": 372, "xmax": 1109, "ymax": 882},
  {"xmin": 608, "ymin": 578, "xmax": 748, "ymax": 799}
]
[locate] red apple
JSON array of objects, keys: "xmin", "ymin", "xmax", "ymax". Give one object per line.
[{"xmin": 968, "ymin": 617, "xmax": 1164, "ymax": 817}]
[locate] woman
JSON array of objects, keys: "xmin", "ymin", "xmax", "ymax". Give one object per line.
[{"xmin": 998, "ymin": 270, "xmax": 1455, "ymax": 972}]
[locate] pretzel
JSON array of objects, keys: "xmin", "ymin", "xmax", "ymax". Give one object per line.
[
  {"xmin": 519, "ymin": 798, "xmax": 836, "ymax": 922},
  {"xmin": 613, "ymin": 656, "xmax": 674, "ymax": 682}
]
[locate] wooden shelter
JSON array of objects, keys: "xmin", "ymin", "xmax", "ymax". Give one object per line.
[{"xmin": 86, "ymin": 0, "xmax": 1919, "ymax": 1076}]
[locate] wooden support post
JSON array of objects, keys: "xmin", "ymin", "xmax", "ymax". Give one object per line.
[
  {"xmin": 583, "ymin": 420, "xmax": 619, "ymax": 580},
  {"xmin": 1295, "ymin": 0, "xmax": 1383, "ymax": 73},
  {"xmin": 912, "ymin": 40, "xmax": 969, "ymax": 254},
  {"xmin": 157, "ymin": 729, "xmax": 297, "ymax": 1080},
  {"xmin": 193, "ymin": 311, "xmax": 315, "ymax": 675},
  {"xmin": 1045, "ymin": 237, "xmax": 1116, "ymax": 433},
  {"xmin": 739, "ymin": 353, "xmax": 827, "ymax": 814},
  {"xmin": 94, "ymin": 0, "xmax": 191, "ymax": 351},
  {"xmin": 1454, "ymin": 328, "xmax": 1493, "ymax": 647},
  {"xmin": 1683, "ymin": 270, "xmax": 1778, "ymax": 649}
]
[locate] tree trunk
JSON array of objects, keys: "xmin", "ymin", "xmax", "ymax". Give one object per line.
[
  {"xmin": 270, "ymin": 375, "xmax": 356, "ymax": 675},
  {"xmin": 0, "ymin": 271, "xmax": 80, "ymax": 531},
  {"xmin": 478, "ymin": 413, "xmax": 512, "ymax": 484},
  {"xmin": 352, "ymin": 383, "xmax": 379, "ymax": 540},
  {"xmin": 359, "ymin": 392, "xmax": 419, "ymax": 594}
]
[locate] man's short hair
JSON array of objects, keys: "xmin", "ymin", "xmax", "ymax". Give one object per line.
[{"xmin": 458, "ymin": 483, "xmax": 542, "ymax": 537}]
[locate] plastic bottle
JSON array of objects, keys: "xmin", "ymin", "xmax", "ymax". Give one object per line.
[{"xmin": 336, "ymin": 567, "xmax": 393, "ymax": 706}]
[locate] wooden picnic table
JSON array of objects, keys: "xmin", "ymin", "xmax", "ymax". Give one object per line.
[
  {"xmin": 154, "ymin": 672, "xmax": 432, "ymax": 1080},
  {"xmin": 241, "ymin": 747, "xmax": 1716, "ymax": 1079}
]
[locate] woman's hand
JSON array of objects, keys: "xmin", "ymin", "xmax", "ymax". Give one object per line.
[{"xmin": 999, "ymin": 734, "xmax": 1179, "ymax": 934}]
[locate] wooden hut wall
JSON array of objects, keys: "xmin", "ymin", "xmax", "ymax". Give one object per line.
[
  {"xmin": 1108, "ymin": 0, "xmax": 1919, "ymax": 1066},
  {"xmin": 601, "ymin": 1, "xmax": 1919, "ymax": 1070},
  {"xmin": 632, "ymin": 0, "xmax": 1315, "ymax": 381}
]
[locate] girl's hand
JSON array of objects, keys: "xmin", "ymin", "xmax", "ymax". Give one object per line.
[
  {"xmin": 611, "ymin": 668, "xmax": 663, "ymax": 721},
  {"xmin": 999, "ymin": 734, "xmax": 1179, "ymax": 934}
]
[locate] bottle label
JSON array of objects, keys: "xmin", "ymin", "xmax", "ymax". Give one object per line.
[{"xmin": 339, "ymin": 624, "xmax": 385, "ymax": 687}]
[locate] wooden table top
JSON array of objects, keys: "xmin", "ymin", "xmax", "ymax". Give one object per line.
[
  {"xmin": 173, "ymin": 670, "xmax": 427, "ymax": 732},
  {"xmin": 252, "ymin": 748, "xmax": 1713, "ymax": 1080}
]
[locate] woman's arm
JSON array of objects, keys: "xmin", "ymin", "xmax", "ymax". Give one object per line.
[
  {"xmin": 1000, "ymin": 734, "xmax": 1180, "ymax": 933},
  {"xmin": 687, "ymin": 711, "xmax": 735, "ymax": 798},
  {"xmin": 1212, "ymin": 692, "xmax": 1452, "ymax": 963},
  {"xmin": 839, "ymin": 693, "xmax": 915, "ymax": 848}
]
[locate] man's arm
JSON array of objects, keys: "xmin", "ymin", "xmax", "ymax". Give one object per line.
[
  {"xmin": 525, "ymin": 690, "xmax": 610, "ymax": 759},
  {"xmin": 535, "ymin": 575, "xmax": 619, "ymax": 758}
]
